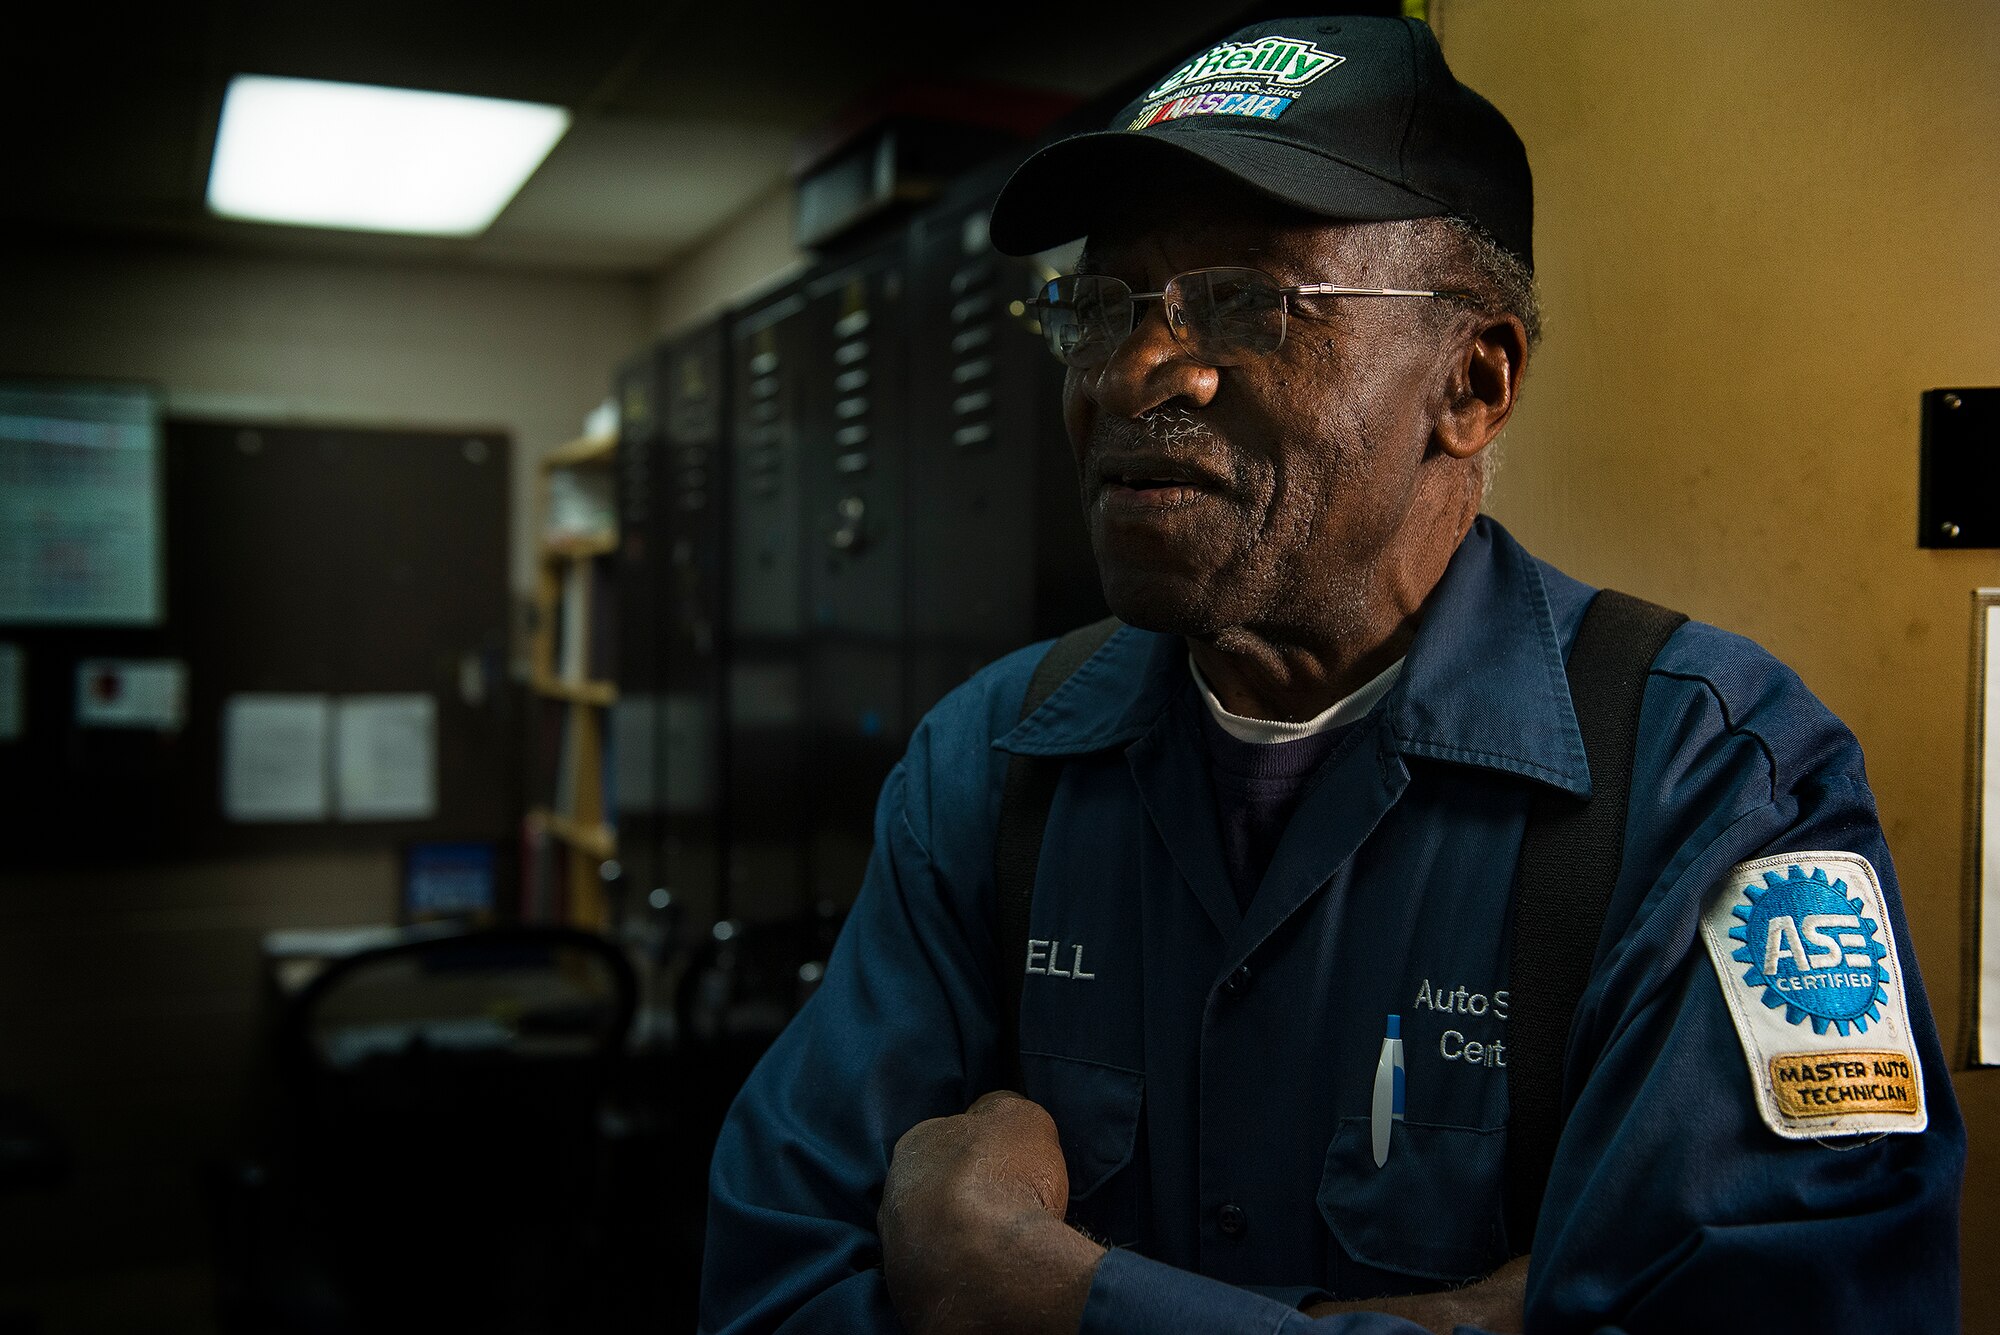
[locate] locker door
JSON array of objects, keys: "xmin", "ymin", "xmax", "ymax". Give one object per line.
[
  {"xmin": 659, "ymin": 321, "xmax": 730, "ymax": 930},
  {"xmin": 800, "ymin": 243, "xmax": 910, "ymax": 911},
  {"xmin": 724, "ymin": 286, "xmax": 812, "ymax": 925},
  {"xmin": 904, "ymin": 185, "xmax": 1103, "ymax": 723},
  {"xmin": 613, "ymin": 341, "xmax": 668, "ymax": 923}
]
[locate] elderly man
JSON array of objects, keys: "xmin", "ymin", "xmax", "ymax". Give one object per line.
[{"xmin": 702, "ymin": 16, "xmax": 1963, "ymax": 1334}]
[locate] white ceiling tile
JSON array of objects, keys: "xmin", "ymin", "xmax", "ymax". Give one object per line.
[{"xmin": 484, "ymin": 114, "xmax": 793, "ymax": 263}]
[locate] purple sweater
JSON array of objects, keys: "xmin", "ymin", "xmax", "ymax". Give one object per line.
[{"xmin": 1197, "ymin": 709, "xmax": 1356, "ymax": 912}]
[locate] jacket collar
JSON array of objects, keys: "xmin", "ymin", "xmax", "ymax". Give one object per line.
[{"xmin": 994, "ymin": 516, "xmax": 1592, "ymax": 798}]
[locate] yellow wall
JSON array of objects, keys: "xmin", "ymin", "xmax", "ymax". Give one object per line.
[{"xmin": 1432, "ymin": 0, "xmax": 1999, "ymax": 1318}]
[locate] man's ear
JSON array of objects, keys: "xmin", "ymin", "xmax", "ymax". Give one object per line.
[{"xmin": 1434, "ymin": 314, "xmax": 1528, "ymax": 460}]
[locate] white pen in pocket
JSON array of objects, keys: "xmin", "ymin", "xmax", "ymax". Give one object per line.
[{"xmin": 1371, "ymin": 1013, "xmax": 1405, "ymax": 1167}]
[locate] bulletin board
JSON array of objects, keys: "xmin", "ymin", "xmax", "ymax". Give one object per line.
[{"xmin": 0, "ymin": 418, "xmax": 515, "ymax": 864}]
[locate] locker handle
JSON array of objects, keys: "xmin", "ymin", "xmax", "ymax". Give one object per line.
[{"xmin": 831, "ymin": 495, "xmax": 867, "ymax": 552}]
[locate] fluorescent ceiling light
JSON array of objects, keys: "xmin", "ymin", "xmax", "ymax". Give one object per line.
[{"xmin": 207, "ymin": 75, "xmax": 571, "ymax": 236}]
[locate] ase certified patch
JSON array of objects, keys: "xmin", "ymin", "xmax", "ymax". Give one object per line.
[{"xmin": 1698, "ymin": 851, "xmax": 1926, "ymax": 1139}]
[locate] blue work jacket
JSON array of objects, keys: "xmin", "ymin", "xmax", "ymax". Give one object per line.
[{"xmin": 702, "ymin": 517, "xmax": 1964, "ymax": 1333}]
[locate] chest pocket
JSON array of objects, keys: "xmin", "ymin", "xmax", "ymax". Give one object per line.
[
  {"xmin": 1317, "ymin": 1118, "xmax": 1509, "ymax": 1285},
  {"xmin": 1019, "ymin": 1050, "xmax": 1143, "ymax": 1201}
]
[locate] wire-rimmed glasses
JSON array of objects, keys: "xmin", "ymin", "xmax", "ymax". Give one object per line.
[{"xmin": 1028, "ymin": 267, "xmax": 1464, "ymax": 368}]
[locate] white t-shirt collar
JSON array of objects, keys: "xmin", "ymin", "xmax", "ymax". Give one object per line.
[{"xmin": 1188, "ymin": 653, "xmax": 1404, "ymax": 745}]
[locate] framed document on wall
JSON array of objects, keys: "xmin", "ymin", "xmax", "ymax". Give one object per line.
[{"xmin": 1969, "ymin": 589, "xmax": 2000, "ymax": 1066}]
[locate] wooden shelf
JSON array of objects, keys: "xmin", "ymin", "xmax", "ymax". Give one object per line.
[
  {"xmin": 534, "ymin": 809, "xmax": 616, "ymax": 860},
  {"xmin": 541, "ymin": 432, "xmax": 617, "ymax": 468},
  {"xmin": 526, "ymin": 427, "xmax": 621, "ymax": 933},
  {"xmin": 532, "ymin": 675, "xmax": 616, "ymax": 706},
  {"xmin": 540, "ymin": 533, "xmax": 618, "ymax": 560}
]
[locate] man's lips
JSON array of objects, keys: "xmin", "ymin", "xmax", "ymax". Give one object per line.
[
  {"xmin": 1089, "ymin": 453, "xmax": 1230, "ymax": 500},
  {"xmin": 1101, "ymin": 480, "xmax": 1205, "ymax": 509}
]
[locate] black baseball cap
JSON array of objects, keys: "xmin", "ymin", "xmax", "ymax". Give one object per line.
[{"xmin": 988, "ymin": 16, "xmax": 1532, "ymax": 270}]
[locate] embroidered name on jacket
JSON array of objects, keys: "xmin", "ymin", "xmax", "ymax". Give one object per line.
[
  {"xmin": 1699, "ymin": 851, "xmax": 1926, "ymax": 1138},
  {"xmin": 1025, "ymin": 938, "xmax": 1096, "ymax": 981}
]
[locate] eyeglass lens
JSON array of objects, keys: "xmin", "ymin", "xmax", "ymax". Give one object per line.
[{"xmin": 1037, "ymin": 268, "xmax": 1288, "ymax": 368}]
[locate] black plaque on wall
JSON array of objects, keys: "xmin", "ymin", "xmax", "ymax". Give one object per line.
[{"xmin": 1920, "ymin": 388, "xmax": 2000, "ymax": 549}]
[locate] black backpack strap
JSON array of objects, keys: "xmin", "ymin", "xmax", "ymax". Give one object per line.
[
  {"xmin": 995, "ymin": 617, "xmax": 1122, "ymax": 1091},
  {"xmin": 1504, "ymin": 590, "xmax": 1688, "ymax": 1253}
]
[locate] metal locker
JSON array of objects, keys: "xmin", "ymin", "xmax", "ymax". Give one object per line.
[
  {"xmin": 903, "ymin": 166, "xmax": 1106, "ymax": 723},
  {"xmin": 799, "ymin": 241, "xmax": 911, "ymax": 914},
  {"xmin": 615, "ymin": 320, "xmax": 732, "ymax": 935},
  {"xmin": 612, "ymin": 341, "xmax": 669, "ymax": 925},
  {"xmin": 724, "ymin": 282, "xmax": 813, "ymax": 926},
  {"xmin": 658, "ymin": 321, "xmax": 730, "ymax": 931}
]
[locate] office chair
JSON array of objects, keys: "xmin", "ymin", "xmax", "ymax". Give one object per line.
[{"xmin": 219, "ymin": 926, "xmax": 636, "ymax": 1334}]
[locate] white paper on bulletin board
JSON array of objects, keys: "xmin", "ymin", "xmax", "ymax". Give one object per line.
[
  {"xmin": 334, "ymin": 694, "xmax": 436, "ymax": 821},
  {"xmin": 1980, "ymin": 598, "xmax": 2000, "ymax": 1065},
  {"xmin": 223, "ymin": 694, "xmax": 331, "ymax": 822},
  {"xmin": 75, "ymin": 658, "xmax": 186, "ymax": 730}
]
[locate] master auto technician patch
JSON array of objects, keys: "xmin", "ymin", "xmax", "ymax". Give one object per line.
[{"xmin": 1698, "ymin": 851, "xmax": 1926, "ymax": 1138}]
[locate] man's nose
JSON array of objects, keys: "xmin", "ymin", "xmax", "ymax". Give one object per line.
[{"xmin": 1080, "ymin": 303, "xmax": 1220, "ymax": 419}]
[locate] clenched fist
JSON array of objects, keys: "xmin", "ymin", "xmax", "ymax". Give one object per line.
[{"xmin": 879, "ymin": 1092, "xmax": 1106, "ymax": 1335}]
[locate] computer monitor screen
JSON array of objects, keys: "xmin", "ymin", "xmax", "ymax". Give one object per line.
[{"xmin": 0, "ymin": 380, "xmax": 163, "ymax": 625}]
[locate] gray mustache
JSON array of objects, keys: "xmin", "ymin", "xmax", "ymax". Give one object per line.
[
  {"xmin": 1140, "ymin": 409, "xmax": 1214, "ymax": 444},
  {"xmin": 1095, "ymin": 409, "xmax": 1215, "ymax": 450}
]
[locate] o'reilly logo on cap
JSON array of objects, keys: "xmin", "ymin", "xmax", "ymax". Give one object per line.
[{"xmin": 1145, "ymin": 36, "xmax": 1345, "ymax": 101}]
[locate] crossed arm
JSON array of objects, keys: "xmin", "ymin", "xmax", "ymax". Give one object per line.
[
  {"xmin": 704, "ymin": 741, "xmax": 1964, "ymax": 1334},
  {"xmin": 878, "ymin": 1091, "xmax": 1529, "ymax": 1335}
]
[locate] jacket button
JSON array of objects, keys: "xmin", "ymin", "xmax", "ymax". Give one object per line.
[
  {"xmin": 1218, "ymin": 1203, "xmax": 1247, "ymax": 1237},
  {"xmin": 1221, "ymin": 965, "xmax": 1251, "ymax": 998}
]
